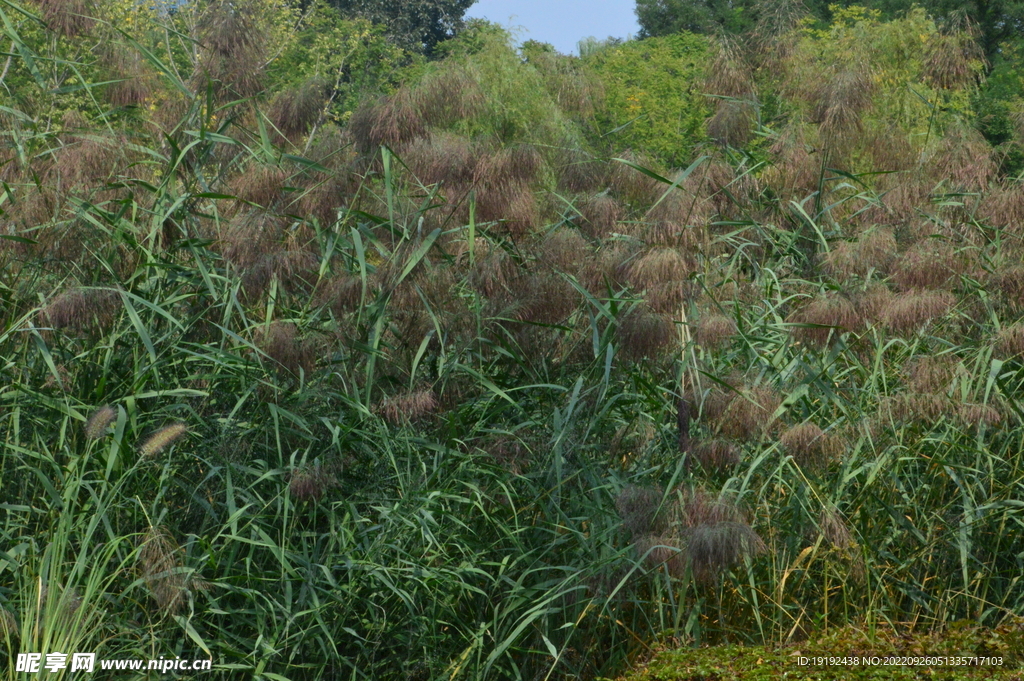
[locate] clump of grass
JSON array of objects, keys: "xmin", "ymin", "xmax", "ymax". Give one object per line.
[
  {"xmin": 616, "ymin": 485, "xmax": 667, "ymax": 539},
  {"xmin": 404, "ymin": 132, "xmax": 477, "ymax": 187},
  {"xmin": 956, "ymin": 403, "xmax": 1002, "ymax": 428},
  {"xmin": 539, "ymin": 228, "xmax": 589, "ymax": 274},
  {"xmin": 780, "ymin": 422, "xmax": 839, "ymax": 468},
  {"xmin": 812, "ymin": 68, "xmax": 874, "ymax": 150},
  {"xmin": 891, "ymin": 241, "xmax": 964, "ymax": 291},
  {"xmin": 378, "ymin": 389, "xmax": 438, "ymax": 425},
  {"xmin": 788, "ymin": 293, "xmax": 862, "ymax": 346},
  {"xmin": 930, "ymin": 124, "xmax": 995, "ymax": 192},
  {"xmin": 821, "ymin": 228, "xmax": 896, "ymax": 282},
  {"xmin": 194, "ymin": 0, "xmax": 267, "ymax": 99},
  {"xmin": 268, "ymin": 77, "xmax": 329, "ymax": 142},
  {"xmin": 230, "ymin": 164, "xmax": 287, "ymax": 208},
  {"xmin": 616, "ymin": 307, "xmax": 675, "ymax": 362},
  {"xmin": 819, "ymin": 506, "xmax": 855, "ymax": 550},
  {"xmin": 349, "ymin": 90, "xmax": 426, "ymax": 154},
  {"xmin": 690, "ymin": 439, "xmax": 741, "ymax": 471},
  {"xmin": 139, "ymin": 424, "xmax": 188, "ymax": 458},
  {"xmin": 715, "ymin": 385, "xmax": 782, "ymax": 440},
  {"xmin": 904, "ymin": 355, "xmax": 956, "ymax": 393},
  {"xmin": 610, "ymin": 151, "xmax": 661, "ymax": 204},
  {"xmin": 625, "ymin": 247, "xmax": 694, "ymax": 313},
  {"xmin": 995, "ymin": 325, "xmax": 1024, "ymax": 359},
  {"xmin": 289, "ymin": 464, "xmax": 335, "ymax": 501},
  {"xmin": 415, "ymin": 63, "xmax": 484, "ymax": 128},
  {"xmin": 923, "ymin": 29, "xmax": 985, "ymax": 91},
  {"xmin": 880, "ymin": 290, "xmax": 955, "ymax": 335},
  {"xmin": 556, "ymin": 146, "xmax": 607, "ymax": 193},
  {"xmin": 577, "ymin": 195, "xmax": 623, "ymax": 238},
  {"xmin": 258, "ymin": 322, "xmax": 317, "ymax": 377},
  {"xmin": 694, "ymin": 314, "xmax": 737, "ymax": 350},
  {"xmin": 139, "ymin": 526, "xmax": 188, "ymax": 615},
  {"xmin": 41, "ymin": 288, "xmax": 121, "ymax": 335},
  {"xmin": 36, "ymin": 0, "xmax": 95, "ymax": 37},
  {"xmin": 84, "ymin": 405, "xmax": 116, "ymax": 440},
  {"xmin": 242, "ymin": 249, "xmax": 319, "ymax": 299},
  {"xmin": 101, "ymin": 46, "xmax": 153, "ymax": 107},
  {"xmin": 675, "ymin": 487, "xmax": 766, "ymax": 584}
]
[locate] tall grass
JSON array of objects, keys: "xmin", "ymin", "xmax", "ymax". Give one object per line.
[{"xmin": 0, "ymin": 1, "xmax": 1023, "ymax": 680}]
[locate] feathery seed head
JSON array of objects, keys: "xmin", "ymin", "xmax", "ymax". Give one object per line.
[
  {"xmin": 140, "ymin": 423, "xmax": 187, "ymax": 458},
  {"xmin": 379, "ymin": 389, "xmax": 438, "ymax": 425},
  {"xmin": 616, "ymin": 307, "xmax": 674, "ymax": 362},
  {"xmin": 995, "ymin": 325, "xmax": 1024, "ymax": 359},
  {"xmin": 139, "ymin": 526, "xmax": 187, "ymax": 615},
  {"xmin": 85, "ymin": 405, "xmax": 117, "ymax": 440},
  {"xmin": 690, "ymin": 439, "xmax": 741, "ymax": 471},
  {"xmin": 788, "ymin": 294, "xmax": 862, "ymax": 346},
  {"xmin": 694, "ymin": 314, "xmax": 737, "ymax": 350},
  {"xmin": 904, "ymin": 355, "xmax": 956, "ymax": 394},
  {"xmin": 880, "ymin": 290, "xmax": 955, "ymax": 335},
  {"xmin": 615, "ymin": 485, "xmax": 667, "ymax": 539}
]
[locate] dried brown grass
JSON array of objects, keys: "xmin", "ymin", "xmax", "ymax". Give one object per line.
[
  {"xmin": 268, "ymin": 77, "xmax": 329, "ymax": 141},
  {"xmin": 230, "ymin": 164, "xmax": 287, "ymax": 207},
  {"xmin": 577, "ymin": 195, "xmax": 623, "ymax": 239},
  {"xmin": 348, "ymin": 89, "xmax": 426, "ymax": 154},
  {"xmin": 556, "ymin": 146, "xmax": 607, "ymax": 193},
  {"xmin": 956, "ymin": 403, "xmax": 1002, "ymax": 428},
  {"xmin": 903, "ymin": 355, "xmax": 956, "ymax": 394},
  {"xmin": 891, "ymin": 240, "xmax": 965, "ymax": 291},
  {"xmin": 821, "ymin": 228, "xmax": 896, "ymax": 282},
  {"xmin": 221, "ymin": 211, "xmax": 287, "ymax": 270},
  {"xmin": 415, "ymin": 64, "xmax": 484, "ymax": 128},
  {"xmin": 539, "ymin": 229, "xmax": 589, "ymax": 273},
  {"xmin": 257, "ymin": 322, "xmax": 317, "ymax": 377},
  {"xmin": 715, "ymin": 385, "xmax": 782, "ymax": 440},
  {"xmin": 616, "ymin": 485, "xmax": 667, "ymax": 539},
  {"xmin": 812, "ymin": 68, "xmax": 874, "ymax": 149},
  {"xmin": 37, "ymin": 0, "xmax": 94, "ymax": 37},
  {"xmin": 780, "ymin": 422, "xmax": 840, "ymax": 467},
  {"xmin": 694, "ymin": 314, "xmax": 736, "ymax": 350},
  {"xmin": 101, "ymin": 46, "xmax": 153, "ymax": 107},
  {"xmin": 708, "ymin": 100, "xmax": 757, "ymax": 148},
  {"xmin": 880, "ymin": 290, "xmax": 955, "ymax": 335},
  {"xmin": 42, "ymin": 287, "xmax": 121, "ymax": 335},
  {"xmin": 623, "ymin": 247, "xmax": 694, "ymax": 314},
  {"xmin": 995, "ymin": 325, "xmax": 1024, "ymax": 359},
  {"xmin": 289, "ymin": 464, "xmax": 335, "ymax": 501},
  {"xmin": 672, "ymin": 488, "xmax": 766, "ymax": 584},
  {"xmin": 788, "ymin": 293, "xmax": 862, "ymax": 346},
  {"xmin": 378, "ymin": 389, "xmax": 438, "ymax": 425},
  {"xmin": 194, "ymin": 0, "xmax": 267, "ymax": 99},
  {"xmin": 139, "ymin": 526, "xmax": 189, "ymax": 615},
  {"xmin": 616, "ymin": 307, "xmax": 675, "ymax": 362},
  {"xmin": 403, "ymin": 133, "xmax": 477, "ymax": 187},
  {"xmin": 929, "ymin": 125, "xmax": 995, "ymax": 192},
  {"xmin": 242, "ymin": 249, "xmax": 319, "ymax": 299},
  {"xmin": 923, "ymin": 30, "xmax": 985, "ymax": 90},
  {"xmin": 690, "ymin": 439, "xmax": 740, "ymax": 471},
  {"xmin": 610, "ymin": 151, "xmax": 661, "ymax": 205}
]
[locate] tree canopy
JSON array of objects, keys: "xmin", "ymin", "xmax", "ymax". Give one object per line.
[{"xmin": 327, "ymin": 0, "xmax": 476, "ymax": 53}]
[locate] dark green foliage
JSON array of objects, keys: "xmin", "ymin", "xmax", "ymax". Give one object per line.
[
  {"xmin": 636, "ymin": 0, "xmax": 760, "ymax": 36},
  {"xmin": 327, "ymin": 0, "xmax": 475, "ymax": 53}
]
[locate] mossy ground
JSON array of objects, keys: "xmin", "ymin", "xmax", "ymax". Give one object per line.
[{"xmin": 616, "ymin": 622, "xmax": 1024, "ymax": 681}]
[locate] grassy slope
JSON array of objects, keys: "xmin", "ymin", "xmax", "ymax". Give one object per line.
[{"xmin": 2, "ymin": 2, "xmax": 1024, "ymax": 681}]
